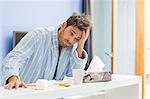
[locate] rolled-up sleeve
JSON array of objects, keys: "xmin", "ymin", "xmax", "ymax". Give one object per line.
[
  {"xmin": 72, "ymin": 50, "xmax": 88, "ymax": 69},
  {"xmin": 66, "ymin": 48, "xmax": 88, "ymax": 77}
]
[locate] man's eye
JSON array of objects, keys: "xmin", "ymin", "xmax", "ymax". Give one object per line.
[{"xmin": 70, "ymin": 32, "xmax": 74, "ymax": 36}]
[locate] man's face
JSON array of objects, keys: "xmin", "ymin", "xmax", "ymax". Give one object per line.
[{"xmin": 59, "ymin": 25, "xmax": 82, "ymax": 47}]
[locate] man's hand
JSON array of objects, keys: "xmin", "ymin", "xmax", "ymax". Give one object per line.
[
  {"xmin": 76, "ymin": 28, "xmax": 90, "ymax": 58},
  {"xmin": 4, "ymin": 76, "xmax": 27, "ymax": 90},
  {"xmin": 78, "ymin": 28, "xmax": 90, "ymax": 47}
]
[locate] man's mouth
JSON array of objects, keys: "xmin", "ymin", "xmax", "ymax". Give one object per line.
[{"xmin": 64, "ymin": 40, "xmax": 71, "ymax": 46}]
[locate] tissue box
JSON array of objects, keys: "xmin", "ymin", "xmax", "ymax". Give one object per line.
[{"xmin": 83, "ymin": 72, "xmax": 112, "ymax": 83}]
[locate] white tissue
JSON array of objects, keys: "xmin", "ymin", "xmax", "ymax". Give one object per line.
[{"xmin": 87, "ymin": 56, "xmax": 105, "ymax": 72}]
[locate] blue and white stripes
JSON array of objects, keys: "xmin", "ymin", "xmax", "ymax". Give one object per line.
[{"xmin": 1, "ymin": 27, "xmax": 87, "ymax": 86}]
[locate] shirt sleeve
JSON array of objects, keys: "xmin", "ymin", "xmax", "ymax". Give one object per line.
[
  {"xmin": 66, "ymin": 48, "xmax": 88, "ymax": 77},
  {"xmin": 1, "ymin": 29, "xmax": 41, "ymax": 85}
]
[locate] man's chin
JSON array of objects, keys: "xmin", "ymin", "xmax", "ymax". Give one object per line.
[
  {"xmin": 62, "ymin": 46, "xmax": 67, "ymax": 48},
  {"xmin": 60, "ymin": 45, "xmax": 68, "ymax": 48},
  {"xmin": 60, "ymin": 43, "xmax": 71, "ymax": 47},
  {"xmin": 62, "ymin": 45, "xmax": 71, "ymax": 48}
]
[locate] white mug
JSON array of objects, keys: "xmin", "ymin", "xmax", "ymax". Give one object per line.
[
  {"xmin": 36, "ymin": 79, "xmax": 48, "ymax": 89},
  {"xmin": 72, "ymin": 69, "xmax": 86, "ymax": 85}
]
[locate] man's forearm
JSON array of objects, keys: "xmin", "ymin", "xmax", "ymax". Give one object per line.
[{"xmin": 76, "ymin": 44, "xmax": 84, "ymax": 58}]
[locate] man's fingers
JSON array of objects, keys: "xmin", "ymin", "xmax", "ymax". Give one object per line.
[
  {"xmin": 82, "ymin": 29, "xmax": 89, "ymax": 42},
  {"xmin": 85, "ymin": 28, "xmax": 90, "ymax": 37},
  {"xmin": 21, "ymin": 82, "xmax": 27, "ymax": 88},
  {"xmin": 82, "ymin": 31, "xmax": 86, "ymax": 39},
  {"xmin": 15, "ymin": 82, "xmax": 20, "ymax": 89},
  {"xmin": 4, "ymin": 83, "xmax": 14, "ymax": 89},
  {"xmin": 9, "ymin": 83, "xmax": 15, "ymax": 90},
  {"xmin": 4, "ymin": 84, "xmax": 10, "ymax": 89},
  {"xmin": 4, "ymin": 81, "xmax": 27, "ymax": 90},
  {"xmin": 14, "ymin": 82, "xmax": 27, "ymax": 89}
]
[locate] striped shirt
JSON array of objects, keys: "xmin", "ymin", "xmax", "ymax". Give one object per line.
[{"xmin": 1, "ymin": 27, "xmax": 87, "ymax": 85}]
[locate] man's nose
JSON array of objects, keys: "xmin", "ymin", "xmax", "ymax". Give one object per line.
[{"xmin": 68, "ymin": 38, "xmax": 74, "ymax": 45}]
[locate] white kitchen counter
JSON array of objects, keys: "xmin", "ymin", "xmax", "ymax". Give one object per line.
[{"xmin": 0, "ymin": 74, "xmax": 142, "ymax": 99}]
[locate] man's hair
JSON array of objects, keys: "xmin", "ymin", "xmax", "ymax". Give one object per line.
[{"xmin": 66, "ymin": 12, "xmax": 92, "ymax": 32}]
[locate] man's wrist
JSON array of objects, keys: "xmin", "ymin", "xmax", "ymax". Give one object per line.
[
  {"xmin": 77, "ymin": 42, "xmax": 84, "ymax": 48},
  {"xmin": 76, "ymin": 45, "xmax": 84, "ymax": 58}
]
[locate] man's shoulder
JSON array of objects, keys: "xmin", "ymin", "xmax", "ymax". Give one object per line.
[
  {"xmin": 31, "ymin": 26, "xmax": 57, "ymax": 38},
  {"xmin": 34, "ymin": 26, "xmax": 56, "ymax": 33}
]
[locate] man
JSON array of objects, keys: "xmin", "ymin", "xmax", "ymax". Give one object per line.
[{"xmin": 1, "ymin": 12, "xmax": 92, "ymax": 89}]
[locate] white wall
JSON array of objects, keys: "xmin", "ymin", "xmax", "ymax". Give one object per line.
[
  {"xmin": 145, "ymin": 0, "xmax": 150, "ymax": 74},
  {"xmin": 0, "ymin": 3, "xmax": 1, "ymax": 62},
  {"xmin": 91, "ymin": 0, "xmax": 112, "ymax": 71},
  {"xmin": 0, "ymin": 0, "xmax": 81, "ymax": 61},
  {"xmin": 0, "ymin": 25, "xmax": 2, "ymax": 65},
  {"xmin": 116, "ymin": 0, "xmax": 136, "ymax": 74}
]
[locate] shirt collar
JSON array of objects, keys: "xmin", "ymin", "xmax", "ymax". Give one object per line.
[{"xmin": 52, "ymin": 26, "xmax": 59, "ymax": 49}]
